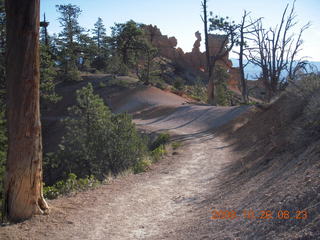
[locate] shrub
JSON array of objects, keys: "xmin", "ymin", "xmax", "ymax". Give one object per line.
[
  {"xmin": 291, "ymin": 74, "xmax": 320, "ymax": 134},
  {"xmin": 91, "ymin": 56, "xmax": 108, "ymax": 71},
  {"xmin": 44, "ymin": 83, "xmax": 147, "ymax": 183},
  {"xmin": 43, "ymin": 173, "xmax": 100, "ymax": 199},
  {"xmin": 216, "ymin": 83, "xmax": 231, "ymax": 106},
  {"xmin": 59, "ymin": 68, "xmax": 82, "ymax": 82},
  {"xmin": 98, "ymin": 81, "xmax": 107, "ymax": 88},
  {"xmin": 288, "ymin": 73, "xmax": 320, "ymax": 99},
  {"xmin": 148, "ymin": 133, "xmax": 171, "ymax": 162},
  {"xmin": 173, "ymin": 77, "xmax": 185, "ymax": 91},
  {"xmin": 150, "ymin": 132, "xmax": 170, "ymax": 151},
  {"xmin": 133, "ymin": 157, "xmax": 152, "ymax": 174},
  {"xmin": 151, "ymin": 145, "xmax": 166, "ymax": 162},
  {"xmin": 214, "ymin": 65, "xmax": 231, "ymax": 106},
  {"xmin": 171, "ymin": 141, "xmax": 182, "ymax": 150},
  {"xmin": 186, "ymin": 77, "xmax": 207, "ymax": 102},
  {"xmin": 107, "ymin": 78, "xmax": 131, "ymax": 88},
  {"xmin": 109, "ymin": 113, "xmax": 148, "ymax": 174}
]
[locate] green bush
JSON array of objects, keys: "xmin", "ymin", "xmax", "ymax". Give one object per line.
[
  {"xmin": 150, "ymin": 132, "xmax": 170, "ymax": 151},
  {"xmin": 173, "ymin": 77, "xmax": 185, "ymax": 91},
  {"xmin": 216, "ymin": 83, "xmax": 231, "ymax": 106},
  {"xmin": 171, "ymin": 141, "xmax": 182, "ymax": 150},
  {"xmin": 151, "ymin": 145, "xmax": 166, "ymax": 162},
  {"xmin": 44, "ymin": 83, "xmax": 147, "ymax": 183},
  {"xmin": 107, "ymin": 78, "xmax": 131, "ymax": 88},
  {"xmin": 214, "ymin": 65, "xmax": 231, "ymax": 106},
  {"xmin": 98, "ymin": 81, "xmax": 107, "ymax": 88},
  {"xmin": 133, "ymin": 157, "xmax": 152, "ymax": 174},
  {"xmin": 109, "ymin": 113, "xmax": 148, "ymax": 174},
  {"xmin": 59, "ymin": 68, "xmax": 82, "ymax": 82},
  {"xmin": 186, "ymin": 77, "xmax": 207, "ymax": 102},
  {"xmin": 43, "ymin": 173, "xmax": 100, "ymax": 199}
]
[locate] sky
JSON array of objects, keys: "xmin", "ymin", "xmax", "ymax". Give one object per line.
[{"xmin": 40, "ymin": 0, "xmax": 320, "ymax": 61}]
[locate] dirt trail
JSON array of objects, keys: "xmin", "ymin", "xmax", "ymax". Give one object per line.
[
  {"xmin": 1, "ymin": 104, "xmax": 248, "ymax": 240},
  {"xmin": 82, "ymin": 134, "xmax": 232, "ymax": 240}
]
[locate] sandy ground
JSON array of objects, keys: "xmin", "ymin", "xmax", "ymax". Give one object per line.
[{"xmin": 1, "ymin": 97, "xmax": 250, "ymax": 239}]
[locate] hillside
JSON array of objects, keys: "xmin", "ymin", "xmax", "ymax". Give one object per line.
[
  {"xmin": 1, "ymin": 74, "xmax": 319, "ymax": 239},
  {"xmin": 182, "ymin": 83, "xmax": 320, "ymax": 239}
]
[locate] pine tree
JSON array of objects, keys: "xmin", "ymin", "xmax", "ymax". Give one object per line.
[
  {"xmin": 110, "ymin": 20, "xmax": 144, "ymax": 67},
  {"xmin": 91, "ymin": 17, "xmax": 110, "ymax": 71},
  {"xmin": 52, "ymin": 83, "xmax": 146, "ymax": 179},
  {"xmin": 56, "ymin": 4, "xmax": 83, "ymax": 81},
  {"xmin": 92, "ymin": 17, "xmax": 106, "ymax": 49},
  {"xmin": 40, "ymin": 44, "xmax": 61, "ymax": 107}
]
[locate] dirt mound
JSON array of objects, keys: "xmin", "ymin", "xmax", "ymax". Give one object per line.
[
  {"xmin": 41, "ymin": 79, "xmax": 190, "ymax": 153},
  {"xmin": 108, "ymin": 86, "xmax": 188, "ymax": 113},
  {"xmin": 181, "ymin": 90, "xmax": 320, "ymax": 239},
  {"xmin": 135, "ymin": 104, "xmax": 250, "ymax": 136}
]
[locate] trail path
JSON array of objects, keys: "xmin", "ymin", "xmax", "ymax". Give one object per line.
[{"xmin": 1, "ymin": 101, "xmax": 249, "ymax": 240}]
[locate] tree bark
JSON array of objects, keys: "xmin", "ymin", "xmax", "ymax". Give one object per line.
[
  {"xmin": 4, "ymin": 0, "xmax": 49, "ymax": 222},
  {"xmin": 202, "ymin": 0, "xmax": 215, "ymax": 105},
  {"xmin": 239, "ymin": 17, "xmax": 248, "ymax": 103},
  {"xmin": 207, "ymin": 74, "xmax": 216, "ymax": 105}
]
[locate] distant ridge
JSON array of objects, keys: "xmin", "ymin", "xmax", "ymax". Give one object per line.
[{"xmin": 230, "ymin": 58, "xmax": 320, "ymax": 80}]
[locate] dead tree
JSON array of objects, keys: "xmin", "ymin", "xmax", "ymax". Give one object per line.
[
  {"xmin": 201, "ymin": 0, "xmax": 238, "ymax": 105},
  {"xmin": 201, "ymin": 0, "xmax": 214, "ymax": 104},
  {"xmin": 248, "ymin": 1, "xmax": 310, "ymax": 101},
  {"xmin": 4, "ymin": 0, "xmax": 49, "ymax": 222},
  {"xmin": 236, "ymin": 11, "xmax": 261, "ymax": 103}
]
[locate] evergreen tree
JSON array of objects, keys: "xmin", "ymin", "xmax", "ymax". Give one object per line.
[
  {"xmin": 91, "ymin": 17, "xmax": 110, "ymax": 71},
  {"xmin": 60, "ymin": 83, "xmax": 113, "ymax": 178},
  {"xmin": 56, "ymin": 4, "xmax": 83, "ymax": 80},
  {"xmin": 56, "ymin": 4, "xmax": 82, "ymax": 47},
  {"xmin": 92, "ymin": 17, "xmax": 106, "ymax": 49},
  {"xmin": 110, "ymin": 20, "xmax": 144, "ymax": 67},
  {"xmin": 40, "ymin": 44, "xmax": 61, "ymax": 106},
  {"xmin": 46, "ymin": 84, "xmax": 146, "ymax": 180},
  {"xmin": 134, "ymin": 40, "xmax": 158, "ymax": 85},
  {"xmin": 77, "ymin": 31, "xmax": 97, "ymax": 71},
  {"xmin": 110, "ymin": 20, "xmax": 158, "ymax": 78}
]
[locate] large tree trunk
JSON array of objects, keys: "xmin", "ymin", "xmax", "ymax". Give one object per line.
[
  {"xmin": 239, "ymin": 40, "xmax": 248, "ymax": 103},
  {"xmin": 207, "ymin": 74, "xmax": 216, "ymax": 105},
  {"xmin": 4, "ymin": 0, "xmax": 49, "ymax": 222}
]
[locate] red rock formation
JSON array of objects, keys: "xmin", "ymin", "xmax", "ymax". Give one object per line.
[{"xmin": 143, "ymin": 25, "xmax": 241, "ymax": 89}]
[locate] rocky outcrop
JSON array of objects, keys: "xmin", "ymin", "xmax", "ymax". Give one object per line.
[
  {"xmin": 143, "ymin": 25, "xmax": 180, "ymax": 60},
  {"xmin": 143, "ymin": 25, "xmax": 241, "ymax": 89}
]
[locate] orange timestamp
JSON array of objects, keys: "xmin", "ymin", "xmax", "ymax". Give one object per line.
[{"xmin": 210, "ymin": 209, "xmax": 308, "ymax": 220}]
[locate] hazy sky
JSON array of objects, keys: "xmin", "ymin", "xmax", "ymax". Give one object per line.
[{"xmin": 40, "ymin": 0, "xmax": 320, "ymax": 61}]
